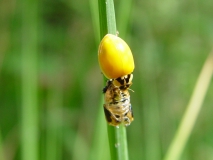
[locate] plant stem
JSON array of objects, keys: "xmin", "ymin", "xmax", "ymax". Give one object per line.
[
  {"xmin": 0, "ymin": 130, "xmax": 5, "ymax": 160},
  {"xmin": 98, "ymin": 0, "xmax": 107, "ymax": 38},
  {"xmin": 45, "ymin": 86, "xmax": 63, "ymax": 160},
  {"xmin": 164, "ymin": 52, "xmax": 213, "ymax": 160},
  {"xmin": 105, "ymin": 0, "xmax": 117, "ymax": 35},
  {"xmin": 98, "ymin": 0, "xmax": 129, "ymax": 160},
  {"xmin": 20, "ymin": 0, "xmax": 39, "ymax": 160}
]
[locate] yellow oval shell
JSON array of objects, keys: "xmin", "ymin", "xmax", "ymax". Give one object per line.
[{"xmin": 98, "ymin": 34, "xmax": 135, "ymax": 79}]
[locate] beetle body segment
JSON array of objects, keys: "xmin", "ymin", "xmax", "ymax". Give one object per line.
[{"xmin": 98, "ymin": 34, "xmax": 135, "ymax": 79}]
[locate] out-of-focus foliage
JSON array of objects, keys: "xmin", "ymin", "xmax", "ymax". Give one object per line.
[{"xmin": 0, "ymin": 0, "xmax": 213, "ymax": 160}]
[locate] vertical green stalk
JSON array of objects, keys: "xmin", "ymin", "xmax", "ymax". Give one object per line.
[
  {"xmin": 88, "ymin": 100, "xmax": 109, "ymax": 160},
  {"xmin": 45, "ymin": 86, "xmax": 63, "ymax": 160},
  {"xmin": 89, "ymin": 0, "xmax": 110, "ymax": 159},
  {"xmin": 164, "ymin": 52, "xmax": 213, "ymax": 160},
  {"xmin": 0, "ymin": 130, "xmax": 5, "ymax": 160},
  {"xmin": 98, "ymin": 0, "xmax": 107, "ymax": 37},
  {"xmin": 117, "ymin": 0, "xmax": 133, "ymax": 37},
  {"xmin": 140, "ymin": 45, "xmax": 161, "ymax": 160},
  {"xmin": 105, "ymin": 0, "xmax": 117, "ymax": 35},
  {"xmin": 98, "ymin": 0, "xmax": 129, "ymax": 160},
  {"xmin": 143, "ymin": 80, "xmax": 161, "ymax": 160},
  {"xmin": 21, "ymin": 0, "xmax": 39, "ymax": 160},
  {"xmin": 89, "ymin": 0, "xmax": 100, "ymax": 43}
]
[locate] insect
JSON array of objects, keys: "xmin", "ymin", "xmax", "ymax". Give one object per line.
[
  {"xmin": 103, "ymin": 74, "xmax": 134, "ymax": 126},
  {"xmin": 98, "ymin": 34, "xmax": 135, "ymax": 126},
  {"xmin": 98, "ymin": 34, "xmax": 135, "ymax": 79}
]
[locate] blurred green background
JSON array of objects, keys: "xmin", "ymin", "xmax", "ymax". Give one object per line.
[{"xmin": 0, "ymin": 0, "xmax": 213, "ymax": 160}]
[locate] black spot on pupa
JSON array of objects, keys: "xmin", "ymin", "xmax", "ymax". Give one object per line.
[
  {"xmin": 115, "ymin": 115, "xmax": 120, "ymax": 118},
  {"xmin": 104, "ymin": 106, "xmax": 112, "ymax": 122}
]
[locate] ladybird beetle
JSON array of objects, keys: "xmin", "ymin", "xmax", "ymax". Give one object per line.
[{"xmin": 98, "ymin": 34, "xmax": 135, "ymax": 79}]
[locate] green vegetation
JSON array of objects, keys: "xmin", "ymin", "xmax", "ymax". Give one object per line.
[
  {"xmin": 98, "ymin": 0, "xmax": 129, "ymax": 160},
  {"xmin": 0, "ymin": 0, "xmax": 213, "ymax": 160}
]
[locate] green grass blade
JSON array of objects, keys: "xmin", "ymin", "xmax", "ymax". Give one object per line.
[
  {"xmin": 89, "ymin": 102, "xmax": 110, "ymax": 160},
  {"xmin": 89, "ymin": 0, "xmax": 110, "ymax": 159},
  {"xmin": 115, "ymin": 125, "xmax": 129, "ymax": 160},
  {"xmin": 107, "ymin": 122, "xmax": 129, "ymax": 160},
  {"xmin": 140, "ymin": 46, "xmax": 161, "ymax": 160},
  {"xmin": 164, "ymin": 52, "xmax": 213, "ymax": 160},
  {"xmin": 98, "ymin": 0, "xmax": 107, "ymax": 38},
  {"xmin": 45, "ymin": 87, "xmax": 63, "ymax": 160},
  {"xmin": 89, "ymin": 0, "xmax": 100, "ymax": 43},
  {"xmin": 20, "ymin": 0, "xmax": 39, "ymax": 160},
  {"xmin": 143, "ymin": 81, "xmax": 161, "ymax": 160},
  {"xmin": 117, "ymin": 0, "xmax": 133, "ymax": 37},
  {"xmin": 0, "ymin": 130, "xmax": 5, "ymax": 160},
  {"xmin": 105, "ymin": 0, "xmax": 117, "ymax": 35},
  {"xmin": 98, "ymin": 0, "xmax": 129, "ymax": 160}
]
